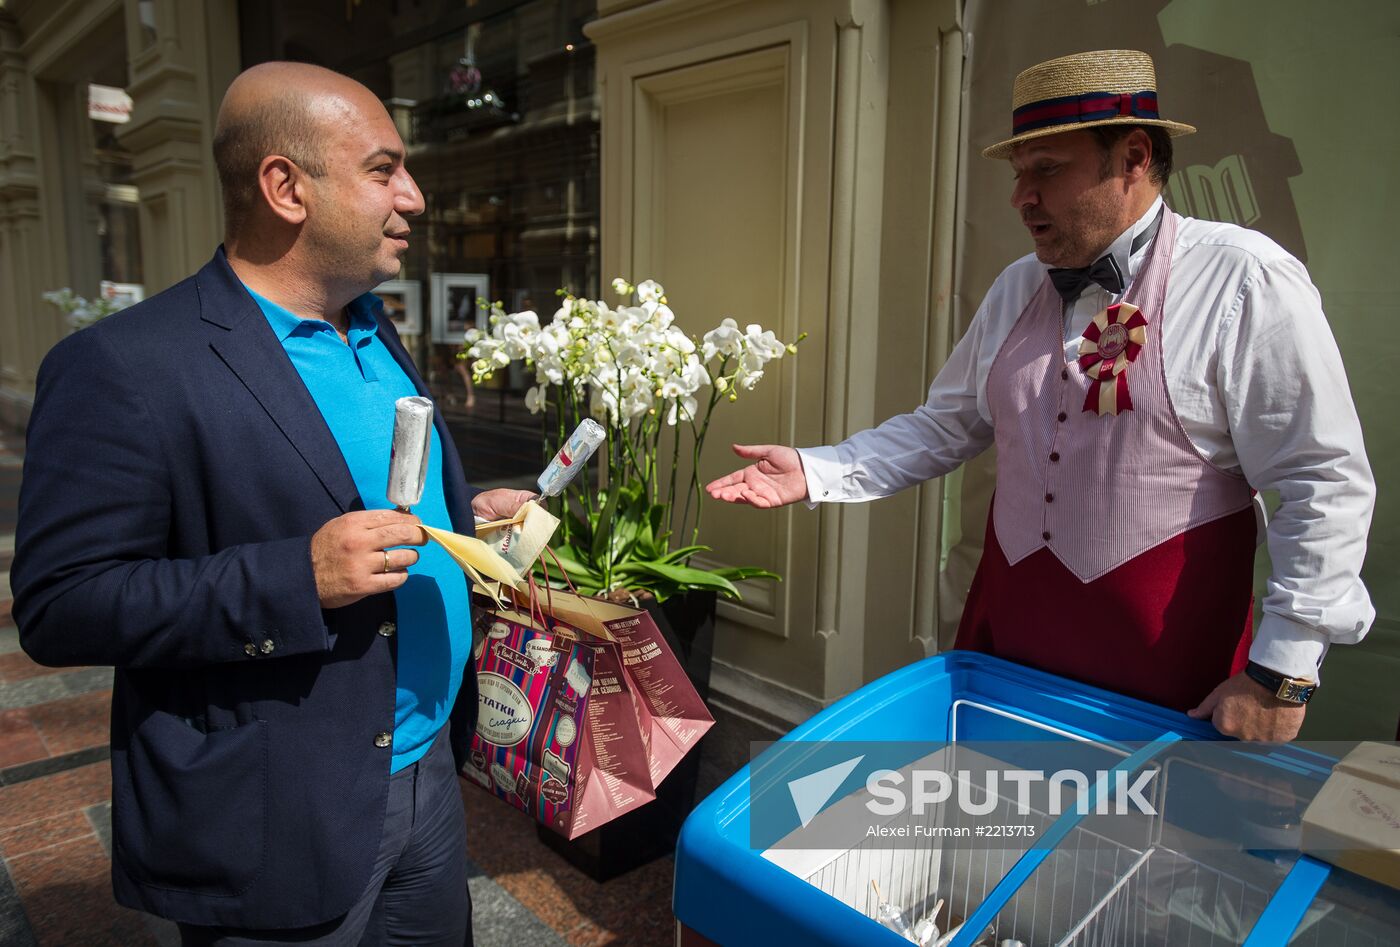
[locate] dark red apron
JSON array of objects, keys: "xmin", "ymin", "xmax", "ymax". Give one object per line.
[{"xmin": 955, "ymin": 501, "xmax": 1254, "ymax": 711}]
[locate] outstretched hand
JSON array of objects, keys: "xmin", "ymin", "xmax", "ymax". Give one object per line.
[{"xmin": 704, "ymin": 444, "xmax": 809, "ymax": 508}]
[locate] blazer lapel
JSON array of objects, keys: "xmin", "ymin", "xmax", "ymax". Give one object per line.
[{"xmin": 197, "ymin": 250, "xmax": 360, "ymax": 513}]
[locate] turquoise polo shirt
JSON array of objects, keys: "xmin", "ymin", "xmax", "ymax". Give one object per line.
[{"xmin": 248, "ymin": 288, "xmax": 471, "ymax": 773}]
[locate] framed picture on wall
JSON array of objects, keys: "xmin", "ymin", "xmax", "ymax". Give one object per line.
[
  {"xmin": 372, "ymin": 279, "xmax": 422, "ymax": 335},
  {"xmin": 99, "ymin": 280, "xmax": 144, "ymax": 307},
  {"xmin": 430, "ymin": 273, "xmax": 490, "ymax": 345}
]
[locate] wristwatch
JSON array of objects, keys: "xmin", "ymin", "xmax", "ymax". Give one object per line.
[{"xmin": 1244, "ymin": 661, "xmax": 1317, "ymax": 704}]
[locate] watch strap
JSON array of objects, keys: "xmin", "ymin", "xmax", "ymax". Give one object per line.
[{"xmin": 1244, "ymin": 661, "xmax": 1317, "ymax": 704}]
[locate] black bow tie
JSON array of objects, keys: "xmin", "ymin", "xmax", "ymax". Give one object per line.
[
  {"xmin": 1048, "ymin": 255, "xmax": 1124, "ymax": 303},
  {"xmin": 1046, "ymin": 207, "xmax": 1164, "ymax": 304}
]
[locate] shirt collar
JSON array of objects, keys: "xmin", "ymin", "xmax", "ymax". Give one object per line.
[
  {"xmin": 344, "ymin": 293, "xmax": 384, "ymax": 345},
  {"xmin": 245, "ymin": 287, "xmax": 383, "ymax": 343},
  {"xmin": 1107, "ymin": 195, "xmax": 1165, "ymax": 288}
]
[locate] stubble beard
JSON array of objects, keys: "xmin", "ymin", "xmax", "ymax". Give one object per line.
[
  {"xmin": 309, "ymin": 219, "xmax": 399, "ymax": 296},
  {"xmin": 1039, "ymin": 195, "xmax": 1123, "ymax": 269}
]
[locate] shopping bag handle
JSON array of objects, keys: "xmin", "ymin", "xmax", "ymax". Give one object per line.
[
  {"xmin": 948, "ymin": 731, "xmax": 1183, "ymax": 947},
  {"xmin": 521, "ymin": 544, "xmax": 589, "ymax": 635}
]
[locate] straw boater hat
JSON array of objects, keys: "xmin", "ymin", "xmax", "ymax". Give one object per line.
[{"xmin": 982, "ymin": 49, "xmax": 1195, "ymax": 159}]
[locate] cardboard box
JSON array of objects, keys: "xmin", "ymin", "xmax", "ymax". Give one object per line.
[
  {"xmin": 1301, "ymin": 761, "xmax": 1400, "ymax": 890},
  {"xmin": 1331, "ymin": 741, "xmax": 1400, "ymax": 792}
]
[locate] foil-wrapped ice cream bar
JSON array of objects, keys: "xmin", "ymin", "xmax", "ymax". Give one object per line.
[
  {"xmin": 387, "ymin": 396, "xmax": 434, "ymax": 511},
  {"xmin": 537, "ymin": 418, "xmax": 606, "ymax": 498}
]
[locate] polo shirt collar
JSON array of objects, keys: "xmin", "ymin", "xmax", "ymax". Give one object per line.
[{"xmin": 245, "ymin": 287, "xmax": 383, "ymax": 343}]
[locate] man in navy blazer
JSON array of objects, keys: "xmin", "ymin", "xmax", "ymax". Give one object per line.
[{"xmin": 12, "ymin": 63, "xmax": 530, "ymax": 944}]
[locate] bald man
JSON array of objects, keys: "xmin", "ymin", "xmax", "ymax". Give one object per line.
[{"xmin": 13, "ymin": 63, "xmax": 523, "ymax": 944}]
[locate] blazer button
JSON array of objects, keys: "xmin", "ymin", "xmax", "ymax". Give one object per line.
[
  {"xmin": 377, "ymin": 621, "xmax": 396, "ymax": 637},
  {"xmin": 1042, "ymin": 531, "xmax": 1052, "ymax": 541},
  {"xmin": 243, "ymin": 642, "xmax": 258, "ymax": 657},
  {"xmin": 1061, "ymin": 368, "xmax": 1069, "ymax": 380},
  {"xmin": 259, "ymin": 639, "xmax": 275, "ymax": 654},
  {"xmin": 1057, "ymin": 412, "xmax": 1068, "ymax": 422},
  {"xmin": 1045, "ymin": 493, "xmax": 1054, "ymax": 503},
  {"xmin": 1049, "ymin": 451, "xmax": 1060, "ymax": 462},
  {"xmin": 374, "ymin": 732, "xmax": 392, "ymax": 748}
]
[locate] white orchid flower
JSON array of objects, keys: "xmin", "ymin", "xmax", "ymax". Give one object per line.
[
  {"xmin": 598, "ymin": 305, "xmax": 627, "ymax": 331},
  {"xmin": 680, "ymin": 355, "xmax": 710, "ymax": 391},
  {"xmin": 611, "ymin": 277, "xmax": 633, "ymax": 296},
  {"xmin": 665, "ymin": 327, "xmax": 697, "ymax": 355},
  {"xmin": 617, "ymin": 305, "xmax": 648, "ymax": 332},
  {"xmin": 666, "ymin": 394, "xmax": 699, "ymax": 426},
  {"xmin": 591, "ymin": 386, "xmax": 622, "ymax": 425},
  {"xmin": 499, "ymin": 323, "xmax": 535, "ymax": 359},
  {"xmin": 524, "ymin": 386, "xmax": 548, "ymax": 414},
  {"xmin": 614, "ymin": 341, "xmax": 647, "ymax": 369},
  {"xmin": 743, "ymin": 324, "xmax": 786, "ymax": 362},
  {"xmin": 636, "ymin": 279, "xmax": 665, "ymax": 304},
  {"xmin": 644, "ymin": 301, "xmax": 675, "ymax": 329},
  {"xmin": 509, "ymin": 310, "xmax": 540, "ymax": 332},
  {"xmin": 702, "ymin": 318, "xmax": 744, "ymax": 362},
  {"xmin": 658, "ymin": 377, "xmax": 686, "ymax": 401},
  {"xmin": 535, "ymin": 331, "xmax": 560, "ymax": 356},
  {"xmin": 624, "ymin": 388, "xmax": 655, "ymax": 421}
]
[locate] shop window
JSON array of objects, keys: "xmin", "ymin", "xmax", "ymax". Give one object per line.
[{"xmin": 92, "ymin": 104, "xmax": 144, "ymax": 301}]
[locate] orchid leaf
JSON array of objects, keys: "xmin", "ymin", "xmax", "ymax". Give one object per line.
[
  {"xmin": 660, "ymin": 544, "xmax": 710, "ymax": 565},
  {"xmin": 711, "ymin": 567, "xmax": 782, "ymax": 583},
  {"xmin": 615, "ymin": 561, "xmax": 740, "ymax": 598}
]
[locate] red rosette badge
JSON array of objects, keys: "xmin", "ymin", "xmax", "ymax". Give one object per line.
[{"xmin": 1077, "ymin": 302, "xmax": 1147, "ymax": 416}]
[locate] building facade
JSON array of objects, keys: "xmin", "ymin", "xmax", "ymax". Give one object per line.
[{"xmin": 0, "ymin": 0, "xmax": 1394, "ymax": 750}]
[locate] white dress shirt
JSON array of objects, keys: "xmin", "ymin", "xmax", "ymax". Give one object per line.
[{"xmin": 801, "ymin": 198, "xmax": 1375, "ymax": 681}]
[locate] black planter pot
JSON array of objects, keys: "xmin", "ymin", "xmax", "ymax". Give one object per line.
[{"xmin": 536, "ymin": 588, "xmax": 716, "ymax": 881}]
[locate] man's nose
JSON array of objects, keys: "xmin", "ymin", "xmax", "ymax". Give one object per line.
[
  {"xmin": 397, "ymin": 168, "xmax": 426, "ymax": 217},
  {"xmin": 1010, "ymin": 175, "xmax": 1036, "ymax": 211}
]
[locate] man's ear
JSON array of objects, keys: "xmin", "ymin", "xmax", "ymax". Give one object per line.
[
  {"xmin": 1120, "ymin": 128, "xmax": 1153, "ymax": 185},
  {"xmin": 257, "ymin": 155, "xmax": 309, "ymax": 226}
]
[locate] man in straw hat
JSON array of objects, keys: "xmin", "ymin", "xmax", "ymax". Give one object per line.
[{"xmin": 707, "ymin": 49, "xmax": 1373, "ymax": 742}]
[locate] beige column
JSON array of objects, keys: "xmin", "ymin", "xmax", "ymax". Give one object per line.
[
  {"xmin": 118, "ymin": 0, "xmax": 240, "ymax": 294},
  {"xmin": 0, "ymin": 8, "xmax": 54, "ymax": 425},
  {"xmin": 589, "ymin": 0, "xmax": 966, "ymax": 733}
]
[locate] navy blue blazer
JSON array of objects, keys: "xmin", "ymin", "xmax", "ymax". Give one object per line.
[{"xmin": 12, "ymin": 250, "xmax": 481, "ymax": 929}]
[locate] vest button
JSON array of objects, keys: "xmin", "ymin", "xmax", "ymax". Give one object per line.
[
  {"xmin": 374, "ymin": 732, "xmax": 392, "ymax": 748},
  {"xmin": 1061, "ymin": 368, "xmax": 1069, "ymax": 381},
  {"xmin": 1045, "ymin": 493, "xmax": 1054, "ymax": 503},
  {"xmin": 1049, "ymin": 452, "xmax": 1060, "ymax": 462},
  {"xmin": 1057, "ymin": 412, "xmax": 1068, "ymax": 423},
  {"xmin": 1042, "ymin": 531, "xmax": 1052, "ymax": 541},
  {"xmin": 243, "ymin": 642, "xmax": 258, "ymax": 657},
  {"xmin": 377, "ymin": 621, "xmax": 396, "ymax": 637}
]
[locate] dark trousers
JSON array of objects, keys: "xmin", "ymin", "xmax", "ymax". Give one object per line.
[{"xmin": 179, "ymin": 729, "xmax": 472, "ymax": 946}]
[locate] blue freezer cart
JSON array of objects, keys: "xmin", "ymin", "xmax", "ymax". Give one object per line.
[{"xmin": 673, "ymin": 652, "xmax": 1400, "ymax": 946}]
